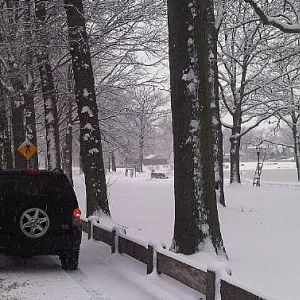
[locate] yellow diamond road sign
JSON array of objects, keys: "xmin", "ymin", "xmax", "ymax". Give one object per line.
[{"xmin": 18, "ymin": 140, "xmax": 37, "ymax": 160}]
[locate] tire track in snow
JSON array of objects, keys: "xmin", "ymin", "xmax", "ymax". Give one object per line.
[{"xmin": 65, "ymin": 269, "xmax": 112, "ymax": 300}]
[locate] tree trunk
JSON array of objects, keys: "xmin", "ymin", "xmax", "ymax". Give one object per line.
[
  {"xmin": 8, "ymin": 59, "xmax": 27, "ymax": 169},
  {"xmin": 4, "ymin": 134, "xmax": 13, "ymax": 169},
  {"xmin": 35, "ymin": 0, "xmax": 61, "ymax": 170},
  {"xmin": 64, "ymin": 66, "xmax": 74, "ymax": 184},
  {"xmin": 12, "ymin": 96, "xmax": 27, "ymax": 169},
  {"xmin": 64, "ymin": 0, "xmax": 110, "ymax": 216},
  {"xmin": 292, "ymin": 122, "xmax": 300, "ymax": 181},
  {"xmin": 79, "ymin": 156, "xmax": 83, "ymax": 174},
  {"xmin": 24, "ymin": 91, "xmax": 38, "ymax": 169},
  {"xmin": 230, "ymin": 104, "xmax": 242, "ymax": 184},
  {"xmin": 3, "ymin": 101, "xmax": 13, "ymax": 169},
  {"xmin": 108, "ymin": 152, "xmax": 111, "ymax": 172},
  {"xmin": 0, "ymin": 72, "xmax": 12, "ymax": 169},
  {"xmin": 229, "ymin": 134, "xmax": 241, "ymax": 183},
  {"xmin": 208, "ymin": 0, "xmax": 225, "ymax": 206},
  {"xmin": 24, "ymin": 0, "xmax": 38, "ymax": 169},
  {"xmin": 138, "ymin": 135, "xmax": 144, "ymax": 172},
  {"xmin": 65, "ymin": 123, "xmax": 73, "ymax": 184},
  {"xmin": 167, "ymin": 0, "xmax": 226, "ymax": 256},
  {"xmin": 3, "ymin": 0, "xmax": 26, "ymax": 169},
  {"xmin": 0, "ymin": 88, "xmax": 9, "ymax": 169},
  {"xmin": 111, "ymin": 151, "xmax": 116, "ymax": 172}
]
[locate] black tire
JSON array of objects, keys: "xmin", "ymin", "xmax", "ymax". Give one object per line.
[{"xmin": 60, "ymin": 250, "xmax": 79, "ymax": 270}]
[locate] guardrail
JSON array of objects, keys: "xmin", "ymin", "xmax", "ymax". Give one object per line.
[{"xmin": 81, "ymin": 218, "xmax": 268, "ymax": 300}]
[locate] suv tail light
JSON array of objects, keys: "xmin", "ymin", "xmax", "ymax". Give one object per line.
[
  {"xmin": 73, "ymin": 208, "xmax": 81, "ymax": 218},
  {"xmin": 72, "ymin": 208, "xmax": 81, "ymax": 227}
]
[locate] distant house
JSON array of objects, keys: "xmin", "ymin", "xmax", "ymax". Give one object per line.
[
  {"xmin": 224, "ymin": 143, "xmax": 294, "ymax": 162},
  {"xmin": 143, "ymin": 154, "xmax": 169, "ymax": 166}
]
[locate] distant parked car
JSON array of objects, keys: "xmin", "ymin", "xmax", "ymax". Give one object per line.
[
  {"xmin": 151, "ymin": 170, "xmax": 168, "ymax": 179},
  {"xmin": 0, "ymin": 169, "xmax": 82, "ymax": 270}
]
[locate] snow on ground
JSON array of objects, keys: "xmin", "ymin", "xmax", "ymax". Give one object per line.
[
  {"xmin": 0, "ymin": 169, "xmax": 200, "ymax": 300},
  {"xmin": 2, "ymin": 162, "xmax": 300, "ymax": 299},
  {"xmin": 75, "ymin": 163, "xmax": 300, "ymax": 300},
  {"xmin": 220, "ymin": 183, "xmax": 300, "ymax": 300},
  {"xmin": 0, "ymin": 236, "xmax": 200, "ymax": 300}
]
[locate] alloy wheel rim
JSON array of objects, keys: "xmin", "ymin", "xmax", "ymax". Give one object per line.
[{"xmin": 20, "ymin": 208, "xmax": 50, "ymax": 238}]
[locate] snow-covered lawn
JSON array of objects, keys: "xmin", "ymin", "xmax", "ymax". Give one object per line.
[
  {"xmin": 74, "ymin": 163, "xmax": 300, "ymax": 300},
  {"xmin": 2, "ymin": 163, "xmax": 299, "ymax": 299}
]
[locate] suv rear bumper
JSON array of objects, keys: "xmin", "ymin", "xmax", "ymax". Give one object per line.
[{"xmin": 0, "ymin": 229, "xmax": 82, "ymax": 256}]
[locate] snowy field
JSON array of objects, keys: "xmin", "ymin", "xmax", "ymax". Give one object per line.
[
  {"xmin": 75, "ymin": 162, "xmax": 300, "ymax": 300},
  {"xmin": 1, "ymin": 162, "xmax": 300, "ymax": 299}
]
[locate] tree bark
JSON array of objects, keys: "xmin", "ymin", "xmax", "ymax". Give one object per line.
[
  {"xmin": 167, "ymin": 0, "xmax": 226, "ymax": 256},
  {"xmin": 208, "ymin": 0, "xmax": 225, "ymax": 206},
  {"xmin": 64, "ymin": 66, "xmax": 74, "ymax": 184},
  {"xmin": 292, "ymin": 121, "xmax": 300, "ymax": 181},
  {"xmin": 4, "ymin": 0, "xmax": 27, "ymax": 169},
  {"xmin": 111, "ymin": 151, "xmax": 116, "ymax": 172},
  {"xmin": 24, "ymin": 91, "xmax": 38, "ymax": 169},
  {"xmin": 0, "ymin": 69, "xmax": 13, "ymax": 169},
  {"xmin": 24, "ymin": 0, "xmax": 38, "ymax": 169},
  {"xmin": 35, "ymin": 0, "xmax": 61, "ymax": 170},
  {"xmin": 138, "ymin": 134, "xmax": 144, "ymax": 172},
  {"xmin": 64, "ymin": 0, "xmax": 110, "ymax": 216},
  {"xmin": 230, "ymin": 110, "xmax": 242, "ymax": 183},
  {"xmin": 11, "ymin": 96, "xmax": 27, "ymax": 169},
  {"xmin": 3, "ymin": 99, "xmax": 13, "ymax": 169},
  {"xmin": 10, "ymin": 73, "xmax": 27, "ymax": 169},
  {"xmin": 230, "ymin": 135, "xmax": 241, "ymax": 183},
  {"xmin": 0, "ymin": 86, "xmax": 10, "ymax": 169},
  {"xmin": 65, "ymin": 122, "xmax": 73, "ymax": 184},
  {"xmin": 108, "ymin": 152, "xmax": 111, "ymax": 173}
]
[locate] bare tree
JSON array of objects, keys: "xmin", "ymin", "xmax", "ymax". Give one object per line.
[
  {"xmin": 0, "ymin": 0, "xmax": 28, "ymax": 169},
  {"xmin": 218, "ymin": 0, "xmax": 282, "ymax": 183},
  {"xmin": 24, "ymin": 0, "xmax": 38, "ymax": 168},
  {"xmin": 261, "ymin": 62, "xmax": 300, "ymax": 180},
  {"xmin": 125, "ymin": 87, "xmax": 169, "ymax": 172},
  {"xmin": 34, "ymin": 0, "xmax": 61, "ymax": 170},
  {"xmin": 64, "ymin": 0, "xmax": 110, "ymax": 216},
  {"xmin": 245, "ymin": 0, "xmax": 300, "ymax": 34},
  {"xmin": 167, "ymin": 0, "xmax": 226, "ymax": 256}
]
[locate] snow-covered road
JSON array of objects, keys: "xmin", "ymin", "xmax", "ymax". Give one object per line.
[{"xmin": 0, "ymin": 235, "xmax": 200, "ymax": 300}]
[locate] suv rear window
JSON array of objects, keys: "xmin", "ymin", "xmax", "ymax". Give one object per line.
[{"xmin": 0, "ymin": 174, "xmax": 73, "ymax": 196}]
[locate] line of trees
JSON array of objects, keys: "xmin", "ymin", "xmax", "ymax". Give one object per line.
[
  {"xmin": 1, "ymin": 0, "xmax": 299, "ymax": 257},
  {"xmin": 0, "ymin": 0, "xmax": 168, "ymax": 216}
]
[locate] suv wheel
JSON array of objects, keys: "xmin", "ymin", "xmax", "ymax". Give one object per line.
[
  {"xmin": 60, "ymin": 250, "xmax": 80, "ymax": 270},
  {"xmin": 20, "ymin": 207, "xmax": 50, "ymax": 238}
]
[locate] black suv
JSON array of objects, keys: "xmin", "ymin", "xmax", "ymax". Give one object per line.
[{"xmin": 0, "ymin": 169, "xmax": 82, "ymax": 270}]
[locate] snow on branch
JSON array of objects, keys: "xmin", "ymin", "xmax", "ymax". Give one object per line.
[
  {"xmin": 253, "ymin": 139, "xmax": 294, "ymax": 149},
  {"xmin": 240, "ymin": 107, "xmax": 284, "ymax": 138},
  {"xmin": 244, "ymin": 0, "xmax": 300, "ymax": 33}
]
